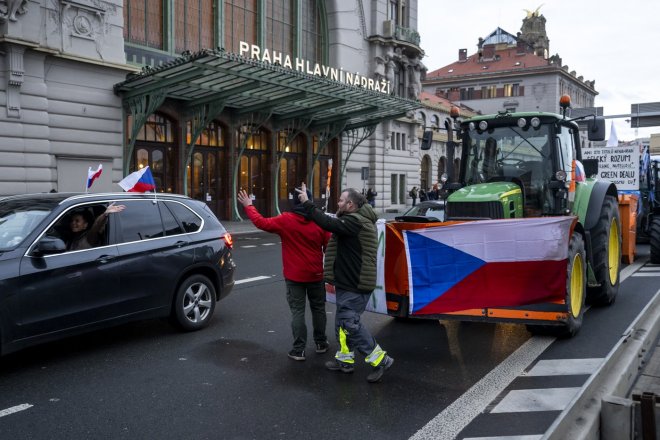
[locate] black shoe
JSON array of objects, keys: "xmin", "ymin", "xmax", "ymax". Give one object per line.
[
  {"xmin": 288, "ymin": 349, "xmax": 305, "ymax": 361},
  {"xmin": 366, "ymin": 356, "xmax": 394, "ymax": 383},
  {"xmin": 315, "ymin": 341, "xmax": 330, "ymax": 354},
  {"xmin": 325, "ymin": 360, "xmax": 354, "ymax": 374}
]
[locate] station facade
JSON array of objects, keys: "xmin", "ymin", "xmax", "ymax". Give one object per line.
[{"xmin": 0, "ymin": 0, "xmax": 433, "ymax": 218}]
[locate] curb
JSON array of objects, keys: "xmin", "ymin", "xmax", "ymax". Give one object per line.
[{"xmin": 544, "ymin": 268, "xmax": 660, "ymax": 439}]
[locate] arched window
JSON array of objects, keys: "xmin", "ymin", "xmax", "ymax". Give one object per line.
[
  {"xmin": 431, "ymin": 115, "xmax": 440, "ymax": 128},
  {"xmin": 438, "ymin": 156, "xmax": 446, "ymax": 180}
]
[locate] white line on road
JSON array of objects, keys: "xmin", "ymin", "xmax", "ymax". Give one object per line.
[
  {"xmin": 0, "ymin": 404, "xmax": 33, "ymax": 418},
  {"xmin": 262, "ymin": 243, "xmax": 277, "ymax": 246},
  {"xmin": 235, "ymin": 276, "xmax": 271, "ymax": 285},
  {"xmin": 241, "ymin": 245, "xmax": 257, "ymax": 248},
  {"xmin": 632, "ymin": 273, "xmax": 660, "ymax": 277},
  {"xmin": 409, "ymin": 336, "xmax": 555, "ymax": 440}
]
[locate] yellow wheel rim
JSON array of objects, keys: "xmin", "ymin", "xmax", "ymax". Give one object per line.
[
  {"xmin": 608, "ymin": 218, "xmax": 620, "ymax": 285},
  {"xmin": 570, "ymin": 252, "xmax": 584, "ymax": 318}
]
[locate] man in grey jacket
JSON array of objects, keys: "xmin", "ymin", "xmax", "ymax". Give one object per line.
[{"xmin": 297, "ymin": 183, "xmax": 393, "ymax": 383}]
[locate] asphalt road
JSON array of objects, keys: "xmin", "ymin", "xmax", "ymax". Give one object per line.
[{"xmin": 0, "ymin": 233, "xmax": 657, "ymax": 440}]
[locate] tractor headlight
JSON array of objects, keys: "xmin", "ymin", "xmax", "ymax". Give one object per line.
[
  {"xmin": 517, "ymin": 118, "xmax": 527, "ymax": 128},
  {"xmin": 555, "ymin": 170, "xmax": 567, "ymax": 181},
  {"xmin": 478, "ymin": 120, "xmax": 488, "ymax": 131},
  {"xmin": 531, "ymin": 117, "xmax": 541, "ymax": 128},
  {"xmin": 468, "ymin": 122, "xmax": 476, "ymax": 131}
]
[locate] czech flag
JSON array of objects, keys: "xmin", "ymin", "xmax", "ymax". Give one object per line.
[
  {"xmin": 87, "ymin": 164, "xmax": 103, "ymax": 189},
  {"xmin": 403, "ymin": 217, "xmax": 574, "ymax": 315},
  {"xmin": 118, "ymin": 166, "xmax": 156, "ymax": 193}
]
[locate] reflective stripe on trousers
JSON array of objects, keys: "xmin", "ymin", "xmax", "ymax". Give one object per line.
[{"xmin": 335, "ymin": 327, "xmax": 355, "ymax": 364}]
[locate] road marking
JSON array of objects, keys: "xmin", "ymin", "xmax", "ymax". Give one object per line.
[
  {"xmin": 632, "ymin": 273, "xmax": 660, "ymax": 277},
  {"xmin": 235, "ymin": 276, "xmax": 271, "ymax": 285},
  {"xmin": 464, "ymin": 436, "xmax": 542, "ymax": 440},
  {"xmin": 524, "ymin": 358, "xmax": 603, "ymax": 376},
  {"xmin": 491, "ymin": 387, "xmax": 581, "ymax": 413},
  {"xmin": 0, "ymin": 404, "xmax": 33, "ymax": 418},
  {"xmin": 638, "ymin": 267, "xmax": 660, "ymax": 271},
  {"xmin": 262, "ymin": 243, "xmax": 277, "ymax": 246},
  {"xmin": 409, "ymin": 336, "xmax": 555, "ymax": 440},
  {"xmin": 241, "ymin": 245, "xmax": 257, "ymax": 248}
]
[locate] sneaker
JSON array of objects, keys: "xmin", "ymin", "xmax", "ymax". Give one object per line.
[
  {"xmin": 325, "ymin": 360, "xmax": 354, "ymax": 374},
  {"xmin": 366, "ymin": 356, "xmax": 394, "ymax": 383},
  {"xmin": 315, "ymin": 341, "xmax": 330, "ymax": 354},
  {"xmin": 288, "ymin": 349, "xmax": 305, "ymax": 361}
]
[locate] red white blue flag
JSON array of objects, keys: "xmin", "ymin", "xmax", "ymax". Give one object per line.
[
  {"xmin": 403, "ymin": 217, "xmax": 574, "ymax": 315},
  {"xmin": 118, "ymin": 166, "xmax": 156, "ymax": 193},
  {"xmin": 87, "ymin": 164, "xmax": 103, "ymax": 189}
]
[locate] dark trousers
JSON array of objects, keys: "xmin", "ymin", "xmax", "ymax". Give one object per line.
[
  {"xmin": 285, "ymin": 279, "xmax": 327, "ymax": 351},
  {"xmin": 334, "ymin": 287, "xmax": 377, "ymax": 356}
]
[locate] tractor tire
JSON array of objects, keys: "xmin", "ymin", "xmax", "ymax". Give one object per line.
[
  {"xmin": 650, "ymin": 216, "xmax": 660, "ymax": 264},
  {"xmin": 528, "ymin": 232, "xmax": 586, "ymax": 338},
  {"xmin": 587, "ymin": 195, "xmax": 621, "ymax": 307}
]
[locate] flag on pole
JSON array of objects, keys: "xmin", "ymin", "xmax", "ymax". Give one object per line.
[
  {"xmin": 87, "ymin": 164, "xmax": 103, "ymax": 189},
  {"xmin": 606, "ymin": 121, "xmax": 619, "ymax": 147},
  {"xmin": 118, "ymin": 166, "xmax": 156, "ymax": 192}
]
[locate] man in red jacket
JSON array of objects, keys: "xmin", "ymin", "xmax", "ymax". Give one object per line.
[{"xmin": 238, "ymin": 188, "xmax": 331, "ymax": 361}]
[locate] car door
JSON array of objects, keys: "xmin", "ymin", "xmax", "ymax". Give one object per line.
[
  {"xmin": 16, "ymin": 204, "xmax": 121, "ymax": 339},
  {"xmin": 114, "ymin": 199, "xmax": 192, "ymax": 313}
]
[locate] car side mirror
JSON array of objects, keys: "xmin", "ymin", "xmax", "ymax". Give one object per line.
[
  {"xmin": 587, "ymin": 117, "xmax": 605, "ymax": 141},
  {"xmin": 34, "ymin": 236, "xmax": 66, "ymax": 255},
  {"xmin": 582, "ymin": 159, "xmax": 599, "ymax": 178}
]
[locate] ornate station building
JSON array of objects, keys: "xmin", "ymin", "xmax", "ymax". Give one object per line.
[{"xmin": 0, "ymin": 0, "xmax": 431, "ymax": 218}]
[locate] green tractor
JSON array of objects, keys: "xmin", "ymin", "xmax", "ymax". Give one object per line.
[
  {"xmin": 441, "ymin": 97, "xmax": 621, "ymax": 336},
  {"xmin": 638, "ymin": 151, "xmax": 660, "ymax": 263}
]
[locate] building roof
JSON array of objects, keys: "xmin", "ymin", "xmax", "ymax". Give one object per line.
[
  {"xmin": 418, "ymin": 91, "xmax": 475, "ymax": 117},
  {"xmin": 114, "ymin": 48, "xmax": 421, "ymax": 131},
  {"xmin": 426, "ymin": 47, "xmax": 549, "ymax": 80}
]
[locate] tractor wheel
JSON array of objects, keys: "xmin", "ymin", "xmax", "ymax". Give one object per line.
[
  {"xmin": 650, "ymin": 216, "xmax": 660, "ymax": 264},
  {"xmin": 587, "ymin": 195, "xmax": 621, "ymax": 307},
  {"xmin": 528, "ymin": 232, "xmax": 586, "ymax": 338}
]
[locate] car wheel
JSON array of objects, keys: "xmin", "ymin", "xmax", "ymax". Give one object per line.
[{"xmin": 172, "ymin": 274, "xmax": 216, "ymax": 331}]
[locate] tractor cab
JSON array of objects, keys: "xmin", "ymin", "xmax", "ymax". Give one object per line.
[{"xmin": 446, "ymin": 97, "xmax": 605, "ymax": 220}]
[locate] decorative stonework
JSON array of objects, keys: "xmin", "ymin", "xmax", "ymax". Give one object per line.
[
  {"xmin": 0, "ymin": 0, "xmax": 29, "ymax": 23},
  {"xmin": 60, "ymin": 0, "xmax": 115, "ymax": 58},
  {"xmin": 5, "ymin": 43, "xmax": 25, "ymax": 118}
]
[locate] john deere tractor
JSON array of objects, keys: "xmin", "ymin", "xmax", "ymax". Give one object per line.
[{"xmin": 441, "ymin": 96, "xmax": 620, "ymax": 336}]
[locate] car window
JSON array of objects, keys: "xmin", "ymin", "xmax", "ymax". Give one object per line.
[
  {"xmin": 159, "ymin": 202, "xmax": 184, "ymax": 236},
  {"xmin": 117, "ymin": 200, "xmax": 165, "ymax": 242},
  {"xmin": 45, "ymin": 203, "xmax": 112, "ymax": 251},
  {"xmin": 165, "ymin": 201, "xmax": 202, "ymax": 233},
  {"xmin": 0, "ymin": 209, "xmax": 50, "ymax": 249}
]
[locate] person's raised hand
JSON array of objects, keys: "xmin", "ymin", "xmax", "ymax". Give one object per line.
[
  {"xmin": 237, "ymin": 189, "xmax": 252, "ymax": 207},
  {"xmin": 106, "ymin": 202, "xmax": 126, "ymax": 215},
  {"xmin": 295, "ymin": 182, "xmax": 309, "ymax": 203}
]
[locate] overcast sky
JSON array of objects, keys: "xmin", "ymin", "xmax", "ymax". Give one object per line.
[{"xmin": 417, "ymin": 0, "xmax": 660, "ymax": 141}]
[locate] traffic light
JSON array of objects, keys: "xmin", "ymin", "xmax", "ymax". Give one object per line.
[{"xmin": 421, "ymin": 130, "xmax": 433, "ymax": 150}]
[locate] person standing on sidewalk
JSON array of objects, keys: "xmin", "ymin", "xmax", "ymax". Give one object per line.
[
  {"xmin": 296, "ymin": 184, "xmax": 394, "ymax": 383},
  {"xmin": 238, "ymin": 189, "xmax": 331, "ymax": 361}
]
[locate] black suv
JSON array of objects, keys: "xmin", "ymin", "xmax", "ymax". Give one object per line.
[{"xmin": 0, "ymin": 192, "xmax": 235, "ymax": 355}]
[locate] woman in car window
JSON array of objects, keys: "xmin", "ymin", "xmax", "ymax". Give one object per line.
[{"xmin": 67, "ymin": 202, "xmax": 125, "ymax": 251}]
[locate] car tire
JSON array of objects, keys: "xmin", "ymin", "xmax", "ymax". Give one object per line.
[
  {"xmin": 586, "ymin": 195, "xmax": 621, "ymax": 307},
  {"xmin": 172, "ymin": 274, "xmax": 216, "ymax": 331},
  {"xmin": 650, "ymin": 216, "xmax": 660, "ymax": 264},
  {"xmin": 527, "ymin": 232, "xmax": 586, "ymax": 338}
]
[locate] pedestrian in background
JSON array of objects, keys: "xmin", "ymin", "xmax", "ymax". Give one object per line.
[
  {"xmin": 238, "ymin": 188, "xmax": 331, "ymax": 361},
  {"xmin": 366, "ymin": 188, "xmax": 377, "ymax": 208},
  {"xmin": 409, "ymin": 186, "xmax": 418, "ymax": 206},
  {"xmin": 297, "ymin": 184, "xmax": 394, "ymax": 383}
]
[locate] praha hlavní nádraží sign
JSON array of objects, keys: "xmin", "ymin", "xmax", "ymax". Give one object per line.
[{"xmin": 239, "ymin": 41, "xmax": 392, "ymax": 94}]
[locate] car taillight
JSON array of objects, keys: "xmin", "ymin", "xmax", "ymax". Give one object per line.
[{"xmin": 222, "ymin": 232, "xmax": 233, "ymax": 249}]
